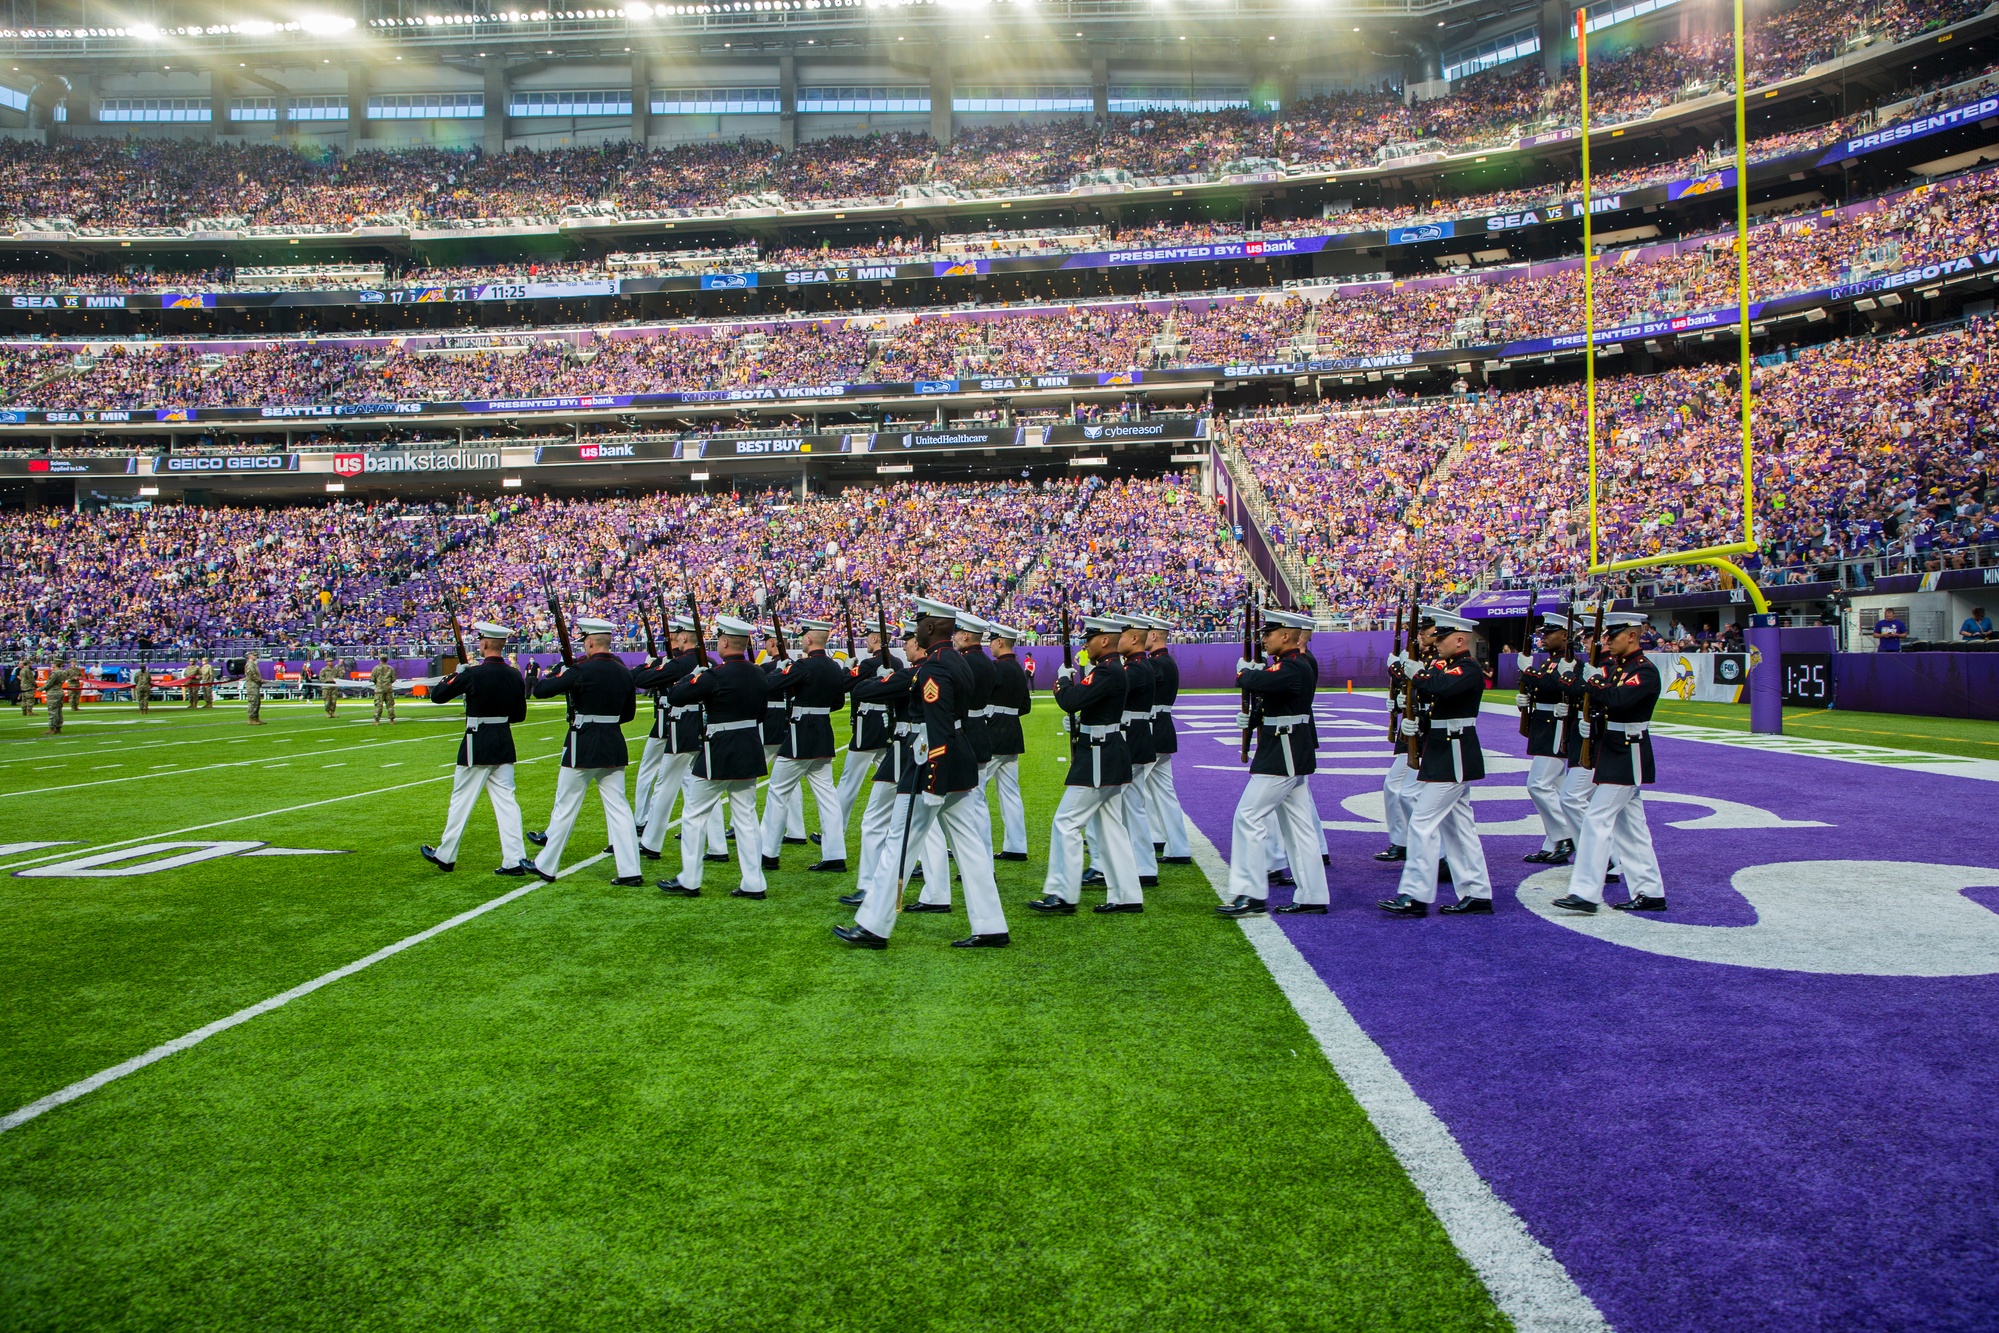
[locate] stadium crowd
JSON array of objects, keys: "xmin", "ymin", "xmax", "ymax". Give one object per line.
[
  {"xmin": 1237, "ymin": 321, "xmax": 1997, "ymax": 616},
  {"xmin": 0, "ymin": 471, "xmax": 1250, "ymax": 654},
  {"xmin": 0, "ymin": 0, "xmax": 1980, "ymax": 233}
]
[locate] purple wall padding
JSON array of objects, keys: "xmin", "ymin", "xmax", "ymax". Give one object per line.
[{"xmin": 1831, "ymin": 652, "xmax": 1999, "ymax": 721}]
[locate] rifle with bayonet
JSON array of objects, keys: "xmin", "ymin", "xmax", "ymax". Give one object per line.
[
  {"xmin": 430, "ymin": 521, "xmax": 471, "ymax": 668},
  {"xmin": 539, "ymin": 570, "xmax": 574, "ymax": 669},
  {"xmin": 1386, "ymin": 590, "xmax": 1408, "ymax": 744},
  {"xmin": 680, "ymin": 557, "xmax": 709, "ymax": 667},
  {"xmin": 1240, "ymin": 589, "xmax": 1260, "ymax": 764},
  {"xmin": 1402, "ymin": 578, "xmax": 1424, "ymax": 764},
  {"xmin": 636, "ymin": 583, "xmax": 658, "ymax": 660}
]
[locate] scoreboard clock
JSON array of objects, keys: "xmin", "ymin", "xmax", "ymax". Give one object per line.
[{"xmin": 1782, "ymin": 653, "xmax": 1834, "ymax": 707}]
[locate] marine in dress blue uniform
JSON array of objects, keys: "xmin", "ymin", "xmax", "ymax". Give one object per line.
[
  {"xmin": 658, "ymin": 615, "xmax": 774, "ymax": 899},
  {"xmin": 760, "ymin": 629, "xmax": 809, "ymax": 844},
  {"xmin": 1028, "ymin": 615, "xmax": 1146, "ymax": 914},
  {"xmin": 422, "ymin": 621, "xmax": 531, "ymax": 875},
  {"xmin": 1217, "ymin": 607, "xmax": 1330, "ymax": 917},
  {"xmin": 838, "ymin": 622, "xmax": 952, "ymax": 914},
  {"xmin": 1380, "ymin": 608, "xmax": 1493, "ymax": 916},
  {"xmin": 529, "ymin": 617, "xmax": 643, "ymax": 886},
  {"xmin": 1137, "ymin": 615, "xmax": 1192, "ymax": 864},
  {"xmin": 984, "ymin": 620, "xmax": 1032, "ymax": 861},
  {"xmin": 634, "ymin": 616, "xmax": 729, "ymax": 862},
  {"xmin": 1552, "ymin": 611, "xmax": 1667, "ymax": 912},
  {"xmin": 758, "ymin": 618, "xmax": 852, "ymax": 871},
  {"xmin": 1518, "ymin": 611, "xmax": 1580, "ymax": 865}
]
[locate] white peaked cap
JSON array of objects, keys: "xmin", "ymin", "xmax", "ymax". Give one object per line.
[
  {"xmin": 574, "ymin": 618, "xmax": 618, "ymax": 636},
  {"xmin": 1082, "ymin": 615, "xmax": 1126, "ymax": 635},
  {"xmin": 1261, "ymin": 608, "xmax": 1317, "ymax": 631},
  {"xmin": 796, "ymin": 618, "xmax": 835, "ymax": 633},
  {"xmin": 985, "ymin": 621, "xmax": 1024, "ymax": 640},
  {"xmin": 472, "ymin": 621, "xmax": 514, "ymax": 640},
  {"xmin": 1430, "ymin": 610, "xmax": 1479, "ymax": 633},
  {"xmin": 1603, "ymin": 611, "xmax": 1649, "ymax": 628},
  {"xmin": 712, "ymin": 615, "xmax": 756, "ymax": 638},
  {"xmin": 914, "ymin": 597, "xmax": 962, "ymax": 621}
]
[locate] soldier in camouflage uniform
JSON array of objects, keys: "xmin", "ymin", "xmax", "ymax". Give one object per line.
[
  {"xmin": 45, "ymin": 660, "xmax": 67, "ymax": 735},
  {"xmin": 15, "ymin": 656, "xmax": 34, "ymax": 715},
  {"xmin": 243, "ymin": 653, "xmax": 265, "ymax": 725},
  {"xmin": 134, "ymin": 662, "xmax": 152, "ymax": 713},
  {"xmin": 186, "ymin": 660, "xmax": 201, "ymax": 709},
  {"xmin": 320, "ymin": 659, "xmax": 341, "ymax": 717},
  {"xmin": 68, "ymin": 662, "xmax": 84, "ymax": 710},
  {"xmin": 371, "ymin": 657, "xmax": 399, "ymax": 725},
  {"xmin": 199, "ymin": 658, "xmax": 217, "ymax": 709}
]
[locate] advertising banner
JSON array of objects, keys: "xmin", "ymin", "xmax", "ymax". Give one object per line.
[
  {"xmin": 1818, "ymin": 94, "xmax": 1999, "ymax": 165},
  {"xmin": 532, "ymin": 439, "xmax": 683, "ymax": 464},
  {"xmin": 0, "ymin": 456, "xmax": 140, "ymax": 476},
  {"xmin": 305, "ymin": 447, "xmax": 504, "ymax": 476},
  {"xmin": 1042, "ymin": 417, "xmax": 1205, "ymax": 445},
  {"xmin": 881, "ymin": 428, "xmax": 1024, "ymax": 452},
  {"xmin": 155, "ymin": 454, "xmax": 301, "ymax": 475},
  {"xmin": 1666, "ymin": 168, "xmax": 1736, "ymax": 201}
]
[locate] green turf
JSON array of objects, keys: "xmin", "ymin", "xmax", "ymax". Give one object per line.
[
  {"xmin": 0, "ymin": 697, "xmax": 1506, "ymax": 1332},
  {"xmin": 1654, "ymin": 699, "xmax": 1999, "ymax": 760}
]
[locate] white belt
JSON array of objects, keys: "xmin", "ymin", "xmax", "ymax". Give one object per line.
[
  {"xmin": 792, "ymin": 707, "xmax": 833, "ymax": 716},
  {"xmin": 968, "ymin": 705, "xmax": 996, "ymax": 718},
  {"xmin": 1121, "ymin": 710, "xmax": 1150, "ymax": 723},
  {"xmin": 706, "ymin": 718, "xmax": 759, "ymax": 734},
  {"xmin": 894, "ymin": 722, "xmax": 919, "ymax": 736},
  {"xmin": 1150, "ymin": 705, "xmax": 1172, "ymax": 717},
  {"xmin": 464, "ymin": 715, "xmax": 511, "ymax": 730},
  {"xmin": 668, "ymin": 705, "xmax": 695, "ymax": 718},
  {"xmin": 987, "ymin": 705, "xmax": 1020, "ymax": 716},
  {"xmin": 1533, "ymin": 702, "xmax": 1561, "ymax": 713},
  {"xmin": 1607, "ymin": 721, "xmax": 1649, "ymax": 737},
  {"xmin": 766, "ymin": 701, "xmax": 787, "ymax": 710},
  {"xmin": 1262, "ymin": 713, "xmax": 1310, "ymax": 729},
  {"xmin": 1431, "ymin": 717, "xmax": 1478, "ymax": 734},
  {"xmin": 1078, "ymin": 723, "xmax": 1120, "ymax": 739},
  {"xmin": 856, "ymin": 702, "xmax": 888, "ymax": 714},
  {"xmin": 571, "ymin": 713, "xmax": 621, "ymax": 727}
]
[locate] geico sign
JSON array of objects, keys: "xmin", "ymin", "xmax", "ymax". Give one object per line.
[{"xmin": 165, "ymin": 455, "xmax": 290, "ymax": 472}]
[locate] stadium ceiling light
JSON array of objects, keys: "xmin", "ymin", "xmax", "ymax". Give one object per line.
[{"xmin": 297, "ymin": 12, "xmax": 357, "ymax": 34}]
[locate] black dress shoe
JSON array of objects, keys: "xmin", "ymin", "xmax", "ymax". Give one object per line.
[
  {"xmin": 782, "ymin": 836, "xmax": 810, "ymax": 846},
  {"xmin": 704, "ymin": 852, "xmax": 730, "ymax": 863},
  {"xmin": 634, "ymin": 823, "xmax": 646, "ymax": 838},
  {"xmin": 1605, "ymin": 866, "xmax": 1622, "ymax": 883},
  {"xmin": 834, "ymin": 923, "xmax": 888, "ymax": 949},
  {"xmin": 1549, "ymin": 894, "xmax": 1598, "ymax": 914},
  {"xmin": 1138, "ymin": 874, "xmax": 1160, "ymax": 888},
  {"xmin": 808, "ymin": 833, "xmax": 822, "ymax": 845},
  {"xmin": 658, "ymin": 878, "xmax": 701, "ymax": 897},
  {"xmin": 1437, "ymin": 860, "xmax": 1453, "ymax": 884},
  {"xmin": 1273, "ymin": 902, "xmax": 1327, "ymax": 915},
  {"xmin": 420, "ymin": 844, "xmax": 454, "ymax": 872},
  {"xmin": 1322, "ymin": 853, "xmax": 1332, "ymax": 866},
  {"xmin": 526, "ymin": 830, "xmax": 548, "ymax": 847},
  {"xmin": 1612, "ymin": 895, "xmax": 1666, "ymax": 912},
  {"xmin": 532, "ymin": 865, "xmax": 557, "ymax": 884},
  {"xmin": 951, "ymin": 932, "xmax": 1009, "ymax": 948},
  {"xmin": 1027, "ymin": 894, "xmax": 1076, "ymax": 914},
  {"xmin": 1377, "ymin": 894, "xmax": 1428, "ymax": 917},
  {"xmin": 493, "ymin": 862, "xmax": 531, "ymax": 877},
  {"xmin": 1216, "ymin": 895, "xmax": 1267, "ymax": 917},
  {"xmin": 1523, "ymin": 849, "xmax": 1554, "ymax": 864},
  {"xmin": 610, "ymin": 875, "xmax": 645, "ymax": 887},
  {"xmin": 730, "ymin": 888, "xmax": 766, "ymax": 899},
  {"xmin": 905, "ymin": 901, "xmax": 951, "ymax": 913},
  {"xmin": 1079, "ymin": 867, "xmax": 1107, "ymax": 886},
  {"xmin": 1440, "ymin": 897, "xmax": 1494, "ymax": 915},
  {"xmin": 603, "ymin": 844, "xmax": 615, "ymax": 855},
  {"xmin": 639, "ymin": 846, "xmax": 662, "ymax": 861},
  {"xmin": 1153, "ymin": 842, "xmax": 1165, "ymax": 853},
  {"xmin": 907, "ymin": 867, "xmax": 924, "ymax": 882},
  {"xmin": 837, "ymin": 889, "xmax": 867, "ymax": 907},
  {"xmin": 808, "ymin": 858, "xmax": 848, "ymax": 872},
  {"xmin": 996, "ymin": 851, "xmax": 1029, "ymax": 862},
  {"xmin": 1093, "ymin": 901, "xmax": 1144, "ymax": 914},
  {"xmin": 1552, "ymin": 839, "xmax": 1576, "ymax": 861},
  {"xmin": 1158, "ymin": 855, "xmax": 1193, "ymax": 865},
  {"xmin": 1267, "ymin": 870, "xmax": 1295, "ymax": 888},
  {"xmin": 1373, "ymin": 845, "xmax": 1407, "ymax": 862},
  {"xmin": 761, "ymin": 854, "xmax": 782, "ymax": 871}
]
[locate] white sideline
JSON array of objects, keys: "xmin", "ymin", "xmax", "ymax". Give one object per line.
[
  {"xmin": 1189, "ymin": 824, "xmax": 1612, "ymax": 1333},
  {"xmin": 0, "ymin": 851, "xmax": 612, "ymax": 1135}
]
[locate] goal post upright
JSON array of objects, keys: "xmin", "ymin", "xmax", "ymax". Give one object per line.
[{"xmin": 1578, "ymin": 0, "xmax": 1771, "ymax": 617}]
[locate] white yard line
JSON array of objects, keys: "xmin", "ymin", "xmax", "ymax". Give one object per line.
[
  {"xmin": 0, "ymin": 850, "xmax": 614, "ymax": 1136},
  {"xmin": 1188, "ymin": 823, "xmax": 1610, "ymax": 1333}
]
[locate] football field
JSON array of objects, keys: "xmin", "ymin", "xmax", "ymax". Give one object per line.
[{"xmin": 0, "ymin": 695, "xmax": 1504, "ymax": 1333}]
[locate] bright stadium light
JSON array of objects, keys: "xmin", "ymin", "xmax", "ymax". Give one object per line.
[{"xmin": 297, "ymin": 12, "xmax": 356, "ymax": 33}]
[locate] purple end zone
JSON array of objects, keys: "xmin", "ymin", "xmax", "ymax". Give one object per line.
[{"xmin": 1171, "ymin": 696, "xmax": 1999, "ymax": 1333}]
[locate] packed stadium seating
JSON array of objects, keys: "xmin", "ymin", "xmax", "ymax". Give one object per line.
[{"xmin": 0, "ymin": 471, "xmax": 1249, "ymax": 652}]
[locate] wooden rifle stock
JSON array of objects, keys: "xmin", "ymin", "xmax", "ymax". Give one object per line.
[
  {"xmin": 540, "ymin": 573, "xmax": 574, "ymax": 668},
  {"xmin": 1402, "ymin": 581, "xmax": 1424, "ymax": 764},
  {"xmin": 442, "ymin": 592, "xmax": 470, "ymax": 667},
  {"xmin": 1579, "ymin": 599, "xmax": 1607, "ymax": 767},
  {"xmin": 1386, "ymin": 590, "xmax": 1408, "ymax": 744},
  {"xmin": 637, "ymin": 587, "xmax": 658, "ymax": 658},
  {"xmin": 1059, "ymin": 602, "xmax": 1073, "ymax": 669}
]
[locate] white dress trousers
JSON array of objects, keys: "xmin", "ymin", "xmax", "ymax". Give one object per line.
[
  {"xmin": 854, "ymin": 784, "xmax": 953, "ymax": 909},
  {"xmin": 638, "ymin": 751, "xmax": 727, "ymax": 856},
  {"xmin": 1395, "ymin": 780, "xmax": 1492, "ymax": 904},
  {"xmin": 1567, "ymin": 783, "xmax": 1664, "ymax": 903},
  {"xmin": 760, "ymin": 757, "xmax": 846, "ymax": 860},
  {"xmin": 763, "ymin": 742, "xmax": 806, "ymax": 839},
  {"xmin": 857, "ymin": 790, "xmax": 1009, "ymax": 939},
  {"xmin": 1527, "ymin": 754, "xmax": 1576, "ymax": 851},
  {"xmin": 436, "ymin": 763, "xmax": 526, "ymax": 867},
  {"xmin": 1144, "ymin": 754, "xmax": 1191, "ymax": 859},
  {"xmin": 1045, "ymin": 785, "xmax": 1143, "ymax": 905},
  {"xmin": 834, "ymin": 747, "xmax": 882, "ymax": 830},
  {"xmin": 633, "ymin": 733, "xmax": 668, "ymax": 824},
  {"xmin": 985, "ymin": 754, "xmax": 1029, "ymax": 856},
  {"xmin": 675, "ymin": 776, "xmax": 766, "ymax": 894},
  {"xmin": 535, "ymin": 766, "xmax": 640, "ymax": 880},
  {"xmin": 1228, "ymin": 773, "xmax": 1329, "ymax": 905}
]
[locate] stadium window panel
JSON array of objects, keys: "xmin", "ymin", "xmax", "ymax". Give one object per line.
[
  {"xmin": 231, "ymin": 96, "xmax": 277, "ymax": 122},
  {"xmin": 511, "ymin": 89, "xmax": 633, "ymax": 117},
  {"xmin": 1106, "ymin": 86, "xmax": 1250, "ymax": 113},
  {"xmin": 953, "ymin": 86, "xmax": 1092, "ymax": 113},
  {"xmin": 287, "ymin": 95, "xmax": 349, "ymax": 122},
  {"xmin": 1582, "ymin": 0, "xmax": 1679, "ymax": 33},
  {"xmin": 0, "ymin": 82, "xmax": 28, "ymax": 112},
  {"xmin": 1441, "ymin": 27, "xmax": 1543, "ymax": 82},
  {"xmin": 798, "ymin": 84, "xmax": 930, "ymax": 114},
  {"xmin": 99, "ymin": 97, "xmax": 212, "ymax": 123},
  {"xmin": 368, "ymin": 92, "xmax": 484, "ymax": 120},
  {"xmin": 649, "ymin": 87, "xmax": 781, "ymax": 116}
]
